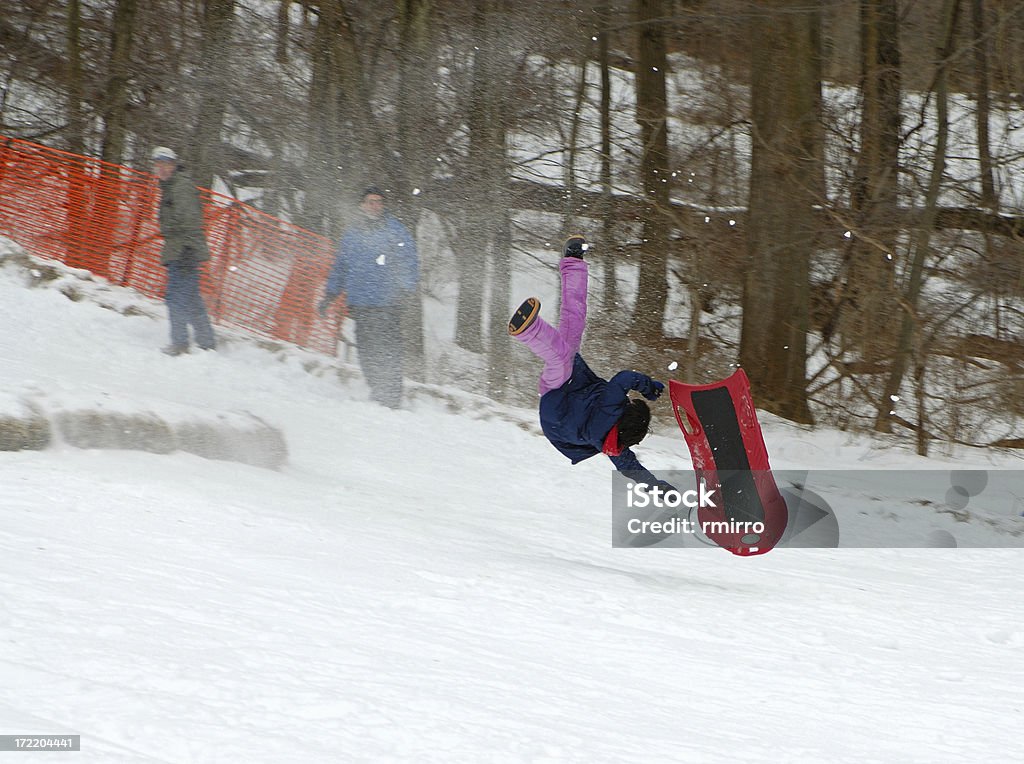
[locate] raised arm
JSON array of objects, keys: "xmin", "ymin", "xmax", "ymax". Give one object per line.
[{"xmin": 603, "ymin": 370, "xmax": 664, "ymax": 403}]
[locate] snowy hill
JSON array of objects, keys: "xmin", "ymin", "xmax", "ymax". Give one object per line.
[{"xmin": 1, "ymin": 238, "xmax": 1023, "ymax": 762}]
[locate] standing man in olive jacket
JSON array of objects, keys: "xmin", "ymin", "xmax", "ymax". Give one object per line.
[{"xmin": 151, "ymin": 146, "xmax": 216, "ymax": 356}]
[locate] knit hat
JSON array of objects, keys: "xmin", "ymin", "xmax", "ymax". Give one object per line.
[
  {"xmin": 150, "ymin": 146, "xmax": 177, "ymax": 162},
  {"xmin": 362, "ymin": 185, "xmax": 386, "ymax": 200}
]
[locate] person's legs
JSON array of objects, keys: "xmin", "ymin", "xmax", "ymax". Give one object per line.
[
  {"xmin": 557, "ymin": 257, "xmax": 588, "ymax": 355},
  {"xmin": 182, "ymin": 266, "xmax": 216, "ymax": 349},
  {"xmin": 510, "ymin": 239, "xmax": 591, "ymax": 395},
  {"xmin": 352, "ymin": 307, "xmax": 383, "ymax": 401},
  {"xmin": 377, "ymin": 304, "xmax": 404, "ymax": 407},
  {"xmin": 511, "ymin": 255, "xmax": 590, "ymax": 395},
  {"xmin": 164, "ymin": 262, "xmax": 190, "ymax": 350},
  {"xmin": 353, "ymin": 306, "xmax": 404, "ymax": 407},
  {"xmin": 514, "ymin": 315, "xmax": 574, "ymax": 395}
]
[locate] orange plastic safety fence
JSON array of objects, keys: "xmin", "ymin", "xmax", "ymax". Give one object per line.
[{"xmin": 0, "ymin": 135, "xmax": 344, "ymax": 355}]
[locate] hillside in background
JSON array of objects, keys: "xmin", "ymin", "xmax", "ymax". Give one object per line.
[
  {"xmin": 2, "ymin": 234, "xmax": 1023, "ymax": 759},
  {"xmin": 6, "ymin": 1, "xmax": 1024, "ymax": 447}
]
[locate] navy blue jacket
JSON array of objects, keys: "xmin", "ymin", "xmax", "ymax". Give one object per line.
[
  {"xmin": 539, "ymin": 354, "xmax": 662, "ymax": 485},
  {"xmin": 325, "ymin": 213, "xmax": 418, "ymax": 307}
]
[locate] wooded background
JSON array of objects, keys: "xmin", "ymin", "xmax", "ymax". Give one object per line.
[{"xmin": 5, "ymin": 0, "xmax": 1024, "ymax": 453}]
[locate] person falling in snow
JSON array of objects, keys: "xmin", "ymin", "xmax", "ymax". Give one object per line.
[{"xmin": 509, "ymin": 235, "xmax": 675, "ymax": 492}]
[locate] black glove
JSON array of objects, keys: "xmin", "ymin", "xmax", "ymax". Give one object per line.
[
  {"xmin": 654, "ymin": 480, "xmax": 678, "ymax": 496},
  {"xmin": 564, "ymin": 236, "xmax": 587, "ymax": 259},
  {"xmin": 639, "ymin": 378, "xmax": 664, "ymax": 401},
  {"xmin": 317, "ymin": 296, "xmax": 334, "ymax": 317},
  {"xmin": 642, "ymin": 481, "xmax": 681, "ymax": 506}
]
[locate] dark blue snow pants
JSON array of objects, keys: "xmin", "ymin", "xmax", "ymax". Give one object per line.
[
  {"xmin": 165, "ymin": 260, "xmax": 215, "ymax": 350},
  {"xmin": 350, "ymin": 304, "xmax": 404, "ymax": 408}
]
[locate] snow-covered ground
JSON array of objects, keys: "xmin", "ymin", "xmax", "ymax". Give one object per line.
[{"xmin": 1, "ymin": 240, "xmax": 1023, "ymax": 762}]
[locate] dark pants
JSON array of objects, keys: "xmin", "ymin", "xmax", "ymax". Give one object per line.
[
  {"xmin": 351, "ymin": 304, "xmax": 404, "ymax": 408},
  {"xmin": 165, "ymin": 261, "xmax": 215, "ymax": 349}
]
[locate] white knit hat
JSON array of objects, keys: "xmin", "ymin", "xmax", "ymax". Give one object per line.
[{"xmin": 150, "ymin": 146, "xmax": 177, "ymax": 162}]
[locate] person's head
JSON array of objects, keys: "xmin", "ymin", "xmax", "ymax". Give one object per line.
[
  {"xmin": 359, "ymin": 186, "xmax": 386, "ymax": 219},
  {"xmin": 602, "ymin": 398, "xmax": 652, "ymax": 456},
  {"xmin": 618, "ymin": 398, "xmax": 652, "ymax": 448},
  {"xmin": 150, "ymin": 146, "xmax": 178, "ymax": 181}
]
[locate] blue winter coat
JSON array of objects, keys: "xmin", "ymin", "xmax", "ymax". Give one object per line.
[
  {"xmin": 539, "ymin": 354, "xmax": 663, "ymax": 485},
  {"xmin": 325, "ymin": 214, "xmax": 418, "ymax": 307}
]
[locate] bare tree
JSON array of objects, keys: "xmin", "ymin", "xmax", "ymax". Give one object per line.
[
  {"xmin": 740, "ymin": 0, "xmax": 824, "ymax": 424},
  {"xmin": 451, "ymin": 0, "xmax": 494, "ymax": 355},
  {"xmin": 65, "ymin": 0, "xmax": 85, "ymax": 155},
  {"xmin": 396, "ymin": 0, "xmax": 435, "ymax": 367},
  {"xmin": 302, "ymin": 1, "xmax": 353, "ymax": 233},
  {"xmin": 190, "ymin": 0, "xmax": 236, "ymax": 190},
  {"xmin": 100, "ymin": 0, "xmax": 138, "ymax": 166},
  {"xmin": 596, "ymin": 3, "xmax": 618, "ymax": 314},
  {"xmin": 876, "ymin": 0, "xmax": 960, "ymax": 433},
  {"xmin": 970, "ymin": 0, "xmax": 996, "ymax": 209},
  {"xmin": 839, "ymin": 0, "xmax": 901, "ymax": 364},
  {"xmin": 631, "ymin": 0, "xmax": 671, "ymax": 342}
]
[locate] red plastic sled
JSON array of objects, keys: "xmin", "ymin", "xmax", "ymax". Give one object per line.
[{"xmin": 669, "ymin": 369, "xmax": 788, "ymax": 556}]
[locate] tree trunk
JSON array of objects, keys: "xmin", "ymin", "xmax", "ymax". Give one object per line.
[
  {"xmin": 564, "ymin": 58, "xmax": 588, "ymax": 231},
  {"xmin": 63, "ymin": 0, "xmax": 91, "ymax": 272},
  {"xmin": 302, "ymin": 1, "xmax": 355, "ymax": 234},
  {"xmin": 332, "ymin": 2, "xmax": 388, "ymax": 185},
  {"xmin": 451, "ymin": 231, "xmax": 485, "ymax": 354},
  {"xmin": 453, "ymin": 0, "xmax": 499, "ymax": 355},
  {"xmin": 276, "ymin": 0, "xmax": 291, "ymax": 65},
  {"xmin": 190, "ymin": 0, "xmax": 236, "ymax": 190},
  {"xmin": 100, "ymin": 0, "xmax": 138, "ymax": 167},
  {"xmin": 65, "ymin": 0, "xmax": 85, "ymax": 155},
  {"xmin": 971, "ymin": 0, "xmax": 996, "ymax": 209},
  {"xmin": 396, "ymin": 0, "xmax": 434, "ymax": 203},
  {"xmin": 597, "ymin": 4, "xmax": 618, "ymax": 315},
  {"xmin": 840, "ymin": 0, "xmax": 901, "ymax": 364},
  {"xmin": 303, "ymin": 6, "xmax": 338, "ymax": 232},
  {"xmin": 875, "ymin": 0, "xmax": 959, "ymax": 432},
  {"xmin": 971, "ymin": 0, "xmax": 1000, "ymax": 336},
  {"xmin": 488, "ymin": 199, "xmax": 513, "ymax": 397},
  {"xmin": 740, "ymin": 0, "xmax": 824, "ymax": 424},
  {"xmin": 396, "ymin": 0, "xmax": 434, "ymax": 369},
  {"xmin": 631, "ymin": 0, "xmax": 670, "ymax": 342}
]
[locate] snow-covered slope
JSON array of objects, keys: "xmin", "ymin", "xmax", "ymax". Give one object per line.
[{"xmin": 1, "ymin": 241, "xmax": 1022, "ymax": 762}]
